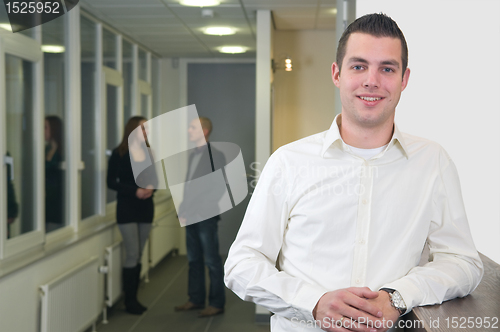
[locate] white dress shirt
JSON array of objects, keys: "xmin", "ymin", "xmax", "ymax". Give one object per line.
[{"xmin": 224, "ymin": 114, "xmax": 483, "ymax": 331}]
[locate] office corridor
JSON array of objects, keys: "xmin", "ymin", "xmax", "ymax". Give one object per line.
[{"xmin": 93, "ymin": 254, "xmax": 270, "ymax": 332}]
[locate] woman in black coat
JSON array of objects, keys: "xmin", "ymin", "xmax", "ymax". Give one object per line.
[{"xmin": 107, "ymin": 116, "xmax": 155, "ymax": 315}]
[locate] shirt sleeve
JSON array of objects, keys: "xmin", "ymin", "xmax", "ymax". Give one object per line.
[
  {"xmin": 224, "ymin": 151, "xmax": 328, "ymax": 322},
  {"xmin": 106, "ymin": 150, "xmax": 138, "ymax": 197},
  {"xmin": 381, "ymin": 151, "xmax": 484, "ymax": 313}
]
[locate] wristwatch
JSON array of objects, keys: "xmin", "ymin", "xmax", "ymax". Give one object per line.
[{"xmin": 380, "ymin": 288, "xmax": 407, "ymax": 316}]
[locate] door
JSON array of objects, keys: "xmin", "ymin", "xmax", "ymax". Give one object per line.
[{"xmin": 187, "ymin": 62, "xmax": 256, "ymax": 255}]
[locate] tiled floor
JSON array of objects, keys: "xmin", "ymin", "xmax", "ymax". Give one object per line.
[{"xmin": 94, "ymin": 254, "xmax": 270, "ymax": 332}]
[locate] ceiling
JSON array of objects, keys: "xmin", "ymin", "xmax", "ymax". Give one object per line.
[{"xmin": 80, "ymin": 0, "xmax": 337, "ymax": 58}]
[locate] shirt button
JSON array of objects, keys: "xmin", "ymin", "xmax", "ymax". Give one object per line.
[
  {"xmin": 355, "ymin": 279, "xmax": 361, "ymax": 284},
  {"xmin": 362, "ymin": 199, "xmax": 368, "ymax": 205},
  {"xmin": 359, "ymin": 239, "xmax": 366, "ymax": 244}
]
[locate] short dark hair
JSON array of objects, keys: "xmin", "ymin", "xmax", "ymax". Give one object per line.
[
  {"xmin": 45, "ymin": 115, "xmax": 63, "ymax": 156},
  {"xmin": 336, "ymin": 13, "xmax": 408, "ymax": 77},
  {"xmin": 199, "ymin": 117, "xmax": 212, "ymax": 136}
]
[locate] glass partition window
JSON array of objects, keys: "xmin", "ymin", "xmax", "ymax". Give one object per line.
[
  {"xmin": 80, "ymin": 16, "xmax": 97, "ymax": 220},
  {"xmin": 139, "ymin": 49, "xmax": 147, "ymax": 81},
  {"xmin": 106, "ymin": 85, "xmax": 120, "ymax": 203},
  {"xmin": 122, "ymin": 40, "xmax": 133, "ymax": 125},
  {"xmin": 103, "ymin": 28, "xmax": 117, "ymax": 69},
  {"xmin": 42, "ymin": 16, "xmax": 66, "ymax": 233},
  {"xmin": 152, "ymin": 57, "xmax": 160, "ymax": 117},
  {"xmin": 5, "ymin": 55, "xmax": 35, "ymax": 238}
]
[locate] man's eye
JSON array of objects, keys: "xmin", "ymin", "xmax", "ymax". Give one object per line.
[
  {"xmin": 383, "ymin": 68, "xmax": 394, "ymax": 73},
  {"xmin": 353, "ymin": 65, "xmax": 363, "ymax": 70}
]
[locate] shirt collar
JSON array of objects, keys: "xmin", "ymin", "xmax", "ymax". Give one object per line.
[
  {"xmin": 321, "ymin": 114, "xmax": 344, "ymax": 157},
  {"xmin": 321, "ymin": 114, "xmax": 409, "ymax": 159},
  {"xmin": 193, "ymin": 142, "xmax": 209, "ymax": 154}
]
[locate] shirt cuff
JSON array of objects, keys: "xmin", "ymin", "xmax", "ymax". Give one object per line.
[{"xmin": 290, "ymin": 283, "xmax": 328, "ymax": 322}]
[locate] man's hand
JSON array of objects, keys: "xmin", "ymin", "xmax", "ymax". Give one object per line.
[
  {"xmin": 362, "ymin": 291, "xmax": 400, "ymax": 332},
  {"xmin": 313, "ymin": 287, "xmax": 384, "ymax": 332}
]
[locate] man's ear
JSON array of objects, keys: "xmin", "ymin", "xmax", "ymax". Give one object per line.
[
  {"xmin": 401, "ymin": 67, "xmax": 411, "ymax": 91},
  {"xmin": 203, "ymin": 128, "xmax": 210, "ymax": 139},
  {"xmin": 332, "ymin": 62, "xmax": 341, "ymax": 88}
]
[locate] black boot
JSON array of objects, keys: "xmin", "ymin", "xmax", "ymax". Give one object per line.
[
  {"xmin": 122, "ymin": 267, "xmax": 145, "ymax": 315},
  {"xmin": 135, "ymin": 264, "xmax": 147, "ymax": 311}
]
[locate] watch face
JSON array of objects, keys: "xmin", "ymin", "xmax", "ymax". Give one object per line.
[{"xmin": 392, "ymin": 291, "xmax": 406, "ymax": 310}]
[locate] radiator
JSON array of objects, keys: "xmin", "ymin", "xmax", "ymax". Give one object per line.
[
  {"xmin": 40, "ymin": 256, "xmax": 101, "ymax": 332},
  {"xmin": 105, "ymin": 242, "xmax": 122, "ymax": 307}
]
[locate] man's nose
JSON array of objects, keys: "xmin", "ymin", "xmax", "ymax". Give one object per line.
[{"xmin": 363, "ymin": 69, "xmax": 380, "ymax": 89}]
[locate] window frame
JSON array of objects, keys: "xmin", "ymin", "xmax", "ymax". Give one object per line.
[
  {"xmin": 0, "ymin": 7, "xmax": 163, "ymax": 260},
  {"xmin": 0, "ymin": 27, "xmax": 45, "ymax": 258}
]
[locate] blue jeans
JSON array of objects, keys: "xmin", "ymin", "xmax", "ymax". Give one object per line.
[{"xmin": 186, "ymin": 217, "xmax": 225, "ymax": 309}]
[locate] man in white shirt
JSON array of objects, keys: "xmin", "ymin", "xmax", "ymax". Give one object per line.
[{"xmin": 224, "ymin": 13, "xmax": 483, "ymax": 332}]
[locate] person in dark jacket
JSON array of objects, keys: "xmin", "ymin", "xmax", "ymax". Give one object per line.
[
  {"xmin": 107, "ymin": 116, "xmax": 156, "ymax": 315},
  {"xmin": 45, "ymin": 116, "xmax": 64, "ymax": 232},
  {"xmin": 175, "ymin": 117, "xmax": 226, "ymax": 317},
  {"xmin": 6, "ymin": 152, "xmax": 18, "ymax": 239}
]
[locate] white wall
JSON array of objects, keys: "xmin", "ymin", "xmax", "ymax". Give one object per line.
[
  {"xmin": 273, "ymin": 30, "xmax": 336, "ymax": 151},
  {"xmin": 356, "ymin": 0, "xmax": 500, "ymax": 263},
  {"xmin": 255, "ymin": 10, "xmax": 273, "ymax": 169},
  {"xmin": 161, "ymin": 58, "xmax": 181, "ymax": 114}
]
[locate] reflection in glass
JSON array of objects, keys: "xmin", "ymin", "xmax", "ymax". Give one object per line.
[
  {"xmin": 81, "ymin": 15, "xmax": 97, "ymax": 219},
  {"xmin": 123, "ymin": 40, "xmax": 133, "ymax": 126},
  {"xmin": 103, "ymin": 28, "xmax": 117, "ymax": 69},
  {"xmin": 139, "ymin": 49, "xmax": 147, "ymax": 81},
  {"xmin": 43, "ymin": 15, "xmax": 66, "ymax": 232},
  {"xmin": 5, "ymin": 54, "xmax": 35, "ymax": 238},
  {"xmin": 44, "ymin": 116, "xmax": 64, "ymax": 231},
  {"xmin": 106, "ymin": 85, "xmax": 120, "ymax": 203},
  {"xmin": 6, "ymin": 152, "xmax": 19, "ymax": 239},
  {"xmin": 152, "ymin": 57, "xmax": 160, "ymax": 117}
]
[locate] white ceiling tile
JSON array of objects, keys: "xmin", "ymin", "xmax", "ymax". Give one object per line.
[
  {"xmin": 85, "ymin": 0, "xmax": 160, "ymax": 4},
  {"xmin": 90, "ymin": 6, "xmax": 174, "ymax": 18},
  {"xmin": 82, "ymin": 0, "xmax": 337, "ymax": 56}
]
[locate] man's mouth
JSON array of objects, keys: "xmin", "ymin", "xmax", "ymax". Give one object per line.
[{"xmin": 359, "ymin": 96, "xmax": 382, "ymax": 101}]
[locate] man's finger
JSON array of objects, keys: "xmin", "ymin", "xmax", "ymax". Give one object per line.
[
  {"xmin": 342, "ymin": 295, "xmax": 383, "ymax": 321},
  {"xmin": 339, "ymin": 304, "xmax": 382, "ymax": 329},
  {"xmin": 347, "ymin": 287, "xmax": 379, "ymax": 299}
]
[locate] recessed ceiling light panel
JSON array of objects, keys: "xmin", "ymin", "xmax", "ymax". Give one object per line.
[
  {"xmin": 42, "ymin": 45, "xmax": 65, "ymax": 53},
  {"xmin": 204, "ymin": 27, "xmax": 236, "ymax": 36},
  {"xmin": 180, "ymin": 0, "xmax": 220, "ymax": 7},
  {"xmin": 218, "ymin": 46, "xmax": 247, "ymax": 54}
]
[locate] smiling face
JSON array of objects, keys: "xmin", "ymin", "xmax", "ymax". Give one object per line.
[{"xmin": 332, "ymin": 32, "xmax": 410, "ymax": 130}]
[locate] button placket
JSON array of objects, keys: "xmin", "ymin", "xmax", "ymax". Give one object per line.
[{"xmin": 351, "ymin": 161, "xmax": 373, "ymax": 287}]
